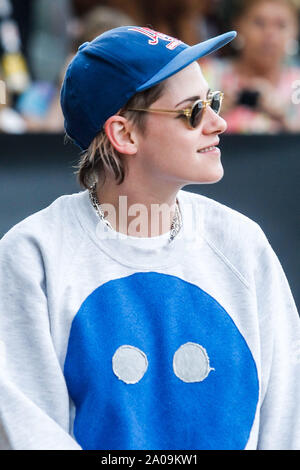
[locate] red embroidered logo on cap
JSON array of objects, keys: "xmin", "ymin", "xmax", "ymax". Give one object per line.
[{"xmin": 128, "ymin": 27, "xmax": 182, "ymax": 50}]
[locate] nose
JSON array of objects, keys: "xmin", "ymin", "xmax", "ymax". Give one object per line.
[{"xmin": 202, "ymin": 105, "xmax": 227, "ymax": 135}]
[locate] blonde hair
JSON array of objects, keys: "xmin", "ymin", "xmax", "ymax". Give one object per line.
[{"xmin": 74, "ymin": 81, "xmax": 165, "ymax": 189}]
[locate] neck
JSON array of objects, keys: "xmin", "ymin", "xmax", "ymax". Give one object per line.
[
  {"xmin": 94, "ymin": 175, "xmax": 182, "ymax": 238},
  {"xmin": 235, "ymin": 57, "xmax": 281, "ymax": 85}
]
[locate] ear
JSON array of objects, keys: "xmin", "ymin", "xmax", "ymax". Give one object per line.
[{"xmin": 104, "ymin": 115, "xmax": 138, "ymax": 155}]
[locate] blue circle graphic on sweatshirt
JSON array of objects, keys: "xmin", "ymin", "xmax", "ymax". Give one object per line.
[{"xmin": 64, "ymin": 272, "xmax": 259, "ymax": 450}]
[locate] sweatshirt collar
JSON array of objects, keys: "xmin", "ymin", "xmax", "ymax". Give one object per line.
[{"xmin": 73, "ymin": 189, "xmax": 199, "ymax": 269}]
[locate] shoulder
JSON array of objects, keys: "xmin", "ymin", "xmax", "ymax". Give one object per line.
[
  {"xmin": 180, "ymin": 189, "xmax": 269, "ymax": 274},
  {"xmin": 0, "ymin": 191, "xmax": 85, "ymax": 259},
  {"xmin": 180, "ymin": 188, "xmax": 262, "ymax": 229}
]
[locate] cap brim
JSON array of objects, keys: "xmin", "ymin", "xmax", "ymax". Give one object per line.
[{"xmin": 137, "ymin": 31, "xmax": 237, "ymax": 92}]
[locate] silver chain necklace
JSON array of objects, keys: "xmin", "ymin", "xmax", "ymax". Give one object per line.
[{"xmin": 88, "ymin": 183, "xmax": 182, "ymax": 242}]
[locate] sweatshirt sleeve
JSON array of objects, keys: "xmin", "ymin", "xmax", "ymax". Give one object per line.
[
  {"xmin": 254, "ymin": 236, "xmax": 300, "ymax": 450},
  {"xmin": 0, "ymin": 226, "xmax": 81, "ymax": 450}
]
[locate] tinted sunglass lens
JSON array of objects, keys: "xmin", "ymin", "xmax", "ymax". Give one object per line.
[
  {"xmin": 211, "ymin": 93, "xmax": 222, "ymax": 114},
  {"xmin": 191, "ymin": 101, "xmax": 204, "ymax": 128}
]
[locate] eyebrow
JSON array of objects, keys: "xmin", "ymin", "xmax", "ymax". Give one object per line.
[{"xmin": 175, "ymin": 88, "xmax": 211, "ymax": 108}]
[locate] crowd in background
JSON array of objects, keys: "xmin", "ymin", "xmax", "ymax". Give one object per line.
[{"xmin": 0, "ymin": 0, "xmax": 300, "ymax": 135}]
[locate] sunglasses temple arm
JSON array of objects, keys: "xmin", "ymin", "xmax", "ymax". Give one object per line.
[{"xmin": 128, "ymin": 108, "xmax": 186, "ymax": 116}]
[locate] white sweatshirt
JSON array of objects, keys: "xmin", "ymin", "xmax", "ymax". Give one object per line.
[{"xmin": 0, "ymin": 189, "xmax": 299, "ymax": 450}]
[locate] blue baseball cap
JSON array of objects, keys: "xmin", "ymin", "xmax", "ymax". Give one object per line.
[{"xmin": 60, "ymin": 26, "xmax": 236, "ymax": 150}]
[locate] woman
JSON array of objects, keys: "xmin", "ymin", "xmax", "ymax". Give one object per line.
[
  {"xmin": 0, "ymin": 26, "xmax": 299, "ymax": 450},
  {"xmin": 202, "ymin": 0, "xmax": 300, "ymax": 133}
]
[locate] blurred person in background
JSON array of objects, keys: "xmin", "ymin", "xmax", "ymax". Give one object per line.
[{"xmin": 201, "ymin": 0, "xmax": 300, "ymax": 133}]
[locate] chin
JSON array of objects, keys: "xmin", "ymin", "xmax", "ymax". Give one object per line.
[{"xmin": 194, "ymin": 167, "xmax": 224, "ymax": 185}]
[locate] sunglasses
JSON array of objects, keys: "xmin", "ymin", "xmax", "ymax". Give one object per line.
[{"xmin": 128, "ymin": 90, "xmax": 224, "ymax": 129}]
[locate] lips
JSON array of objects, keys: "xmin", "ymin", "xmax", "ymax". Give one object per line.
[
  {"xmin": 198, "ymin": 146, "xmax": 216, "ymax": 153},
  {"xmin": 197, "ymin": 140, "xmax": 220, "ymax": 153}
]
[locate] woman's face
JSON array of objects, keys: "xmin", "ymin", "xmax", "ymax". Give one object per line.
[
  {"xmin": 236, "ymin": 1, "xmax": 298, "ymax": 68},
  {"xmin": 133, "ymin": 62, "xmax": 227, "ymax": 189}
]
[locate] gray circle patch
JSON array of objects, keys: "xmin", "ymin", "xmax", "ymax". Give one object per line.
[
  {"xmin": 173, "ymin": 342, "xmax": 214, "ymax": 383},
  {"xmin": 112, "ymin": 345, "xmax": 148, "ymax": 384}
]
